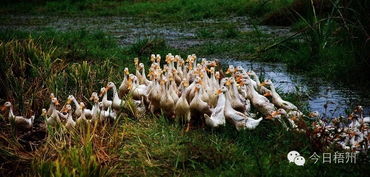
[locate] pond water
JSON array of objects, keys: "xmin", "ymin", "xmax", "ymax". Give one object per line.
[{"xmin": 1, "ymin": 15, "xmax": 369, "ymax": 117}]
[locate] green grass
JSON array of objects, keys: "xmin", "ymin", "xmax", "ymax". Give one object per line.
[{"xmin": 1, "ymin": 0, "xmax": 294, "ymax": 22}]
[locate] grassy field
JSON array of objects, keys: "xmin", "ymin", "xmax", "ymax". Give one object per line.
[{"xmin": 1, "ymin": 0, "xmax": 293, "ymax": 21}]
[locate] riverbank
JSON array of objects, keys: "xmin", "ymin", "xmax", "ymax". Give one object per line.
[{"xmin": 1, "ymin": 0, "xmax": 369, "ymax": 90}]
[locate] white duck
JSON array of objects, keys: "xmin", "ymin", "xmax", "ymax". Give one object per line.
[
  {"xmin": 204, "ymin": 87, "xmax": 227, "ymax": 128},
  {"xmin": 99, "ymin": 87, "xmax": 112, "ymax": 110},
  {"xmin": 48, "ymin": 93, "xmax": 59, "ymax": 116},
  {"xmin": 243, "ymin": 79, "xmax": 276, "ymax": 117},
  {"xmin": 61, "ymin": 104, "xmax": 76, "ymax": 130},
  {"xmin": 175, "ymin": 81, "xmax": 191, "ymax": 129},
  {"xmin": 89, "ymin": 92, "xmax": 100, "ymax": 123},
  {"xmin": 106, "ymin": 82, "xmax": 125, "ymax": 111},
  {"xmin": 2, "ymin": 102, "xmax": 35, "ymax": 129},
  {"xmin": 98, "ymin": 102, "xmax": 117, "ymax": 122},
  {"xmin": 67, "ymin": 95, "xmax": 92, "ymax": 117},
  {"xmin": 261, "ymin": 80, "xmax": 298, "ymax": 111},
  {"xmin": 76, "ymin": 102, "xmax": 89, "ymax": 126},
  {"xmin": 119, "ymin": 67, "xmax": 130, "ymax": 97},
  {"xmin": 129, "ymin": 74, "xmax": 148, "ymax": 101}
]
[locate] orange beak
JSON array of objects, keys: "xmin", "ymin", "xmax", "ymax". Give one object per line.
[
  {"xmin": 225, "ymin": 80, "xmax": 231, "ymax": 86},
  {"xmin": 266, "ymin": 111, "xmax": 280, "ymax": 119},
  {"xmin": 61, "ymin": 106, "xmax": 68, "ymax": 113},
  {"xmin": 225, "ymin": 69, "xmax": 230, "ymax": 74},
  {"xmin": 1, "ymin": 106, "xmax": 7, "ymax": 112},
  {"xmin": 66, "ymin": 99, "xmax": 72, "ymax": 104},
  {"xmin": 215, "ymin": 89, "xmax": 222, "ymax": 95},
  {"xmin": 290, "ymin": 116, "xmax": 298, "ymax": 121},
  {"xmin": 259, "ymin": 82, "xmax": 267, "ymax": 87},
  {"xmin": 55, "ymin": 100, "xmax": 60, "ymax": 106},
  {"xmin": 263, "ymin": 92, "xmax": 272, "ymax": 97}
]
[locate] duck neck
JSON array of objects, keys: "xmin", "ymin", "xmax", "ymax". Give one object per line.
[
  {"xmin": 80, "ymin": 109, "xmax": 86, "ymax": 120},
  {"xmin": 9, "ymin": 106, "xmax": 15, "ymax": 119},
  {"xmin": 252, "ymin": 74, "xmax": 261, "ymax": 85},
  {"xmin": 68, "ymin": 110, "xmax": 73, "ymax": 121},
  {"xmin": 269, "ymin": 83, "xmax": 279, "ymax": 98},
  {"xmin": 142, "ymin": 68, "xmax": 146, "ymax": 80},
  {"xmin": 72, "ymin": 97, "xmax": 79, "ymax": 108},
  {"xmin": 224, "ymin": 91, "xmax": 233, "ymax": 110},
  {"xmin": 111, "ymin": 85, "xmax": 119, "ymax": 99},
  {"xmin": 216, "ymin": 93, "xmax": 225, "ymax": 107}
]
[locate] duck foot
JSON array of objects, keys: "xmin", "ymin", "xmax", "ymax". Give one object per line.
[{"xmin": 185, "ymin": 123, "xmax": 191, "ymax": 132}]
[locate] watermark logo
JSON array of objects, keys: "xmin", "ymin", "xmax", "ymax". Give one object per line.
[
  {"xmin": 287, "ymin": 150, "xmax": 305, "ymax": 166},
  {"xmin": 288, "ymin": 151, "xmax": 357, "ymax": 166}
]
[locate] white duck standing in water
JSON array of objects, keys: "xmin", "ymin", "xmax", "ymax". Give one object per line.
[
  {"xmin": 260, "ymin": 79, "xmax": 298, "ymax": 111},
  {"xmin": 1, "ymin": 102, "xmax": 35, "ymax": 129}
]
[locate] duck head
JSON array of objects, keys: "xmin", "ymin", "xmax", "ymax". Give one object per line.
[
  {"xmin": 67, "ymin": 95, "xmax": 74, "ymax": 104},
  {"xmin": 124, "ymin": 67, "xmax": 129, "ymax": 75},
  {"xmin": 41, "ymin": 108, "xmax": 47, "ymax": 117},
  {"xmin": 156, "ymin": 54, "xmax": 161, "ymax": 63},
  {"xmin": 139, "ymin": 63, "xmax": 145, "ymax": 70},
  {"xmin": 51, "ymin": 97, "xmax": 60, "ymax": 106},
  {"xmin": 194, "ymin": 84, "xmax": 202, "ymax": 93},
  {"xmin": 99, "ymin": 87, "xmax": 106, "ymax": 97},
  {"xmin": 90, "ymin": 92, "xmax": 99, "ymax": 103},
  {"xmin": 150, "ymin": 54, "xmax": 156, "ymax": 62},
  {"xmin": 225, "ymin": 65, "xmax": 235, "ymax": 74},
  {"xmin": 1, "ymin": 101, "xmax": 12, "ymax": 112},
  {"xmin": 215, "ymin": 71, "xmax": 221, "ymax": 80},
  {"xmin": 259, "ymin": 79, "xmax": 272, "ymax": 87},
  {"xmin": 106, "ymin": 82, "xmax": 116, "ymax": 90},
  {"xmin": 61, "ymin": 104, "xmax": 72, "ymax": 113},
  {"xmin": 134, "ymin": 57, "xmax": 139, "ymax": 66}
]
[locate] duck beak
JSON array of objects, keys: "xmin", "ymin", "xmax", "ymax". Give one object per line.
[
  {"xmin": 55, "ymin": 100, "xmax": 60, "ymax": 106},
  {"xmin": 66, "ymin": 99, "xmax": 72, "ymax": 104},
  {"xmin": 266, "ymin": 111, "xmax": 280, "ymax": 119},
  {"xmin": 198, "ymin": 80, "xmax": 203, "ymax": 85},
  {"xmin": 225, "ymin": 80, "xmax": 231, "ymax": 86},
  {"xmin": 259, "ymin": 82, "xmax": 266, "ymax": 87},
  {"xmin": 290, "ymin": 116, "xmax": 298, "ymax": 121},
  {"xmin": 263, "ymin": 92, "xmax": 272, "ymax": 97},
  {"xmin": 348, "ymin": 114, "xmax": 354, "ymax": 120},
  {"xmin": 215, "ymin": 89, "xmax": 222, "ymax": 95},
  {"xmin": 0, "ymin": 106, "xmax": 6, "ymax": 112},
  {"xmin": 104, "ymin": 86, "xmax": 110, "ymax": 93},
  {"xmin": 61, "ymin": 106, "xmax": 68, "ymax": 113},
  {"xmin": 272, "ymin": 111, "xmax": 280, "ymax": 117},
  {"xmin": 225, "ymin": 68, "xmax": 230, "ymax": 74}
]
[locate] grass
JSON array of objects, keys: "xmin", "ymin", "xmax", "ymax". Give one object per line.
[
  {"xmin": 1, "ymin": 0, "xmax": 294, "ymax": 22},
  {"xmin": 0, "ymin": 29, "xmax": 369, "ymax": 177}
]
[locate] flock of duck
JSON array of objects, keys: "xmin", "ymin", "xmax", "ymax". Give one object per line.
[{"xmin": 1, "ymin": 53, "xmax": 369, "ymax": 151}]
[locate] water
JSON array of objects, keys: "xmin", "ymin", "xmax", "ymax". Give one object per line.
[{"xmin": 1, "ymin": 15, "xmax": 369, "ymax": 117}]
